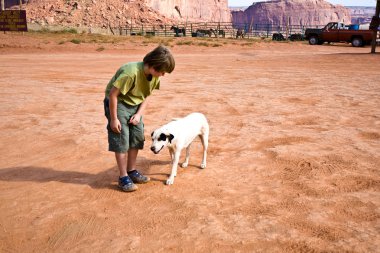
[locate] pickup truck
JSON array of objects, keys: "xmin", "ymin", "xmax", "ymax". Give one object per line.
[{"xmin": 305, "ymin": 22, "xmax": 373, "ymax": 47}]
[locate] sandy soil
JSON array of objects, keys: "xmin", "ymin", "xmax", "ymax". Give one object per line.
[{"xmin": 0, "ymin": 33, "xmax": 379, "ymax": 253}]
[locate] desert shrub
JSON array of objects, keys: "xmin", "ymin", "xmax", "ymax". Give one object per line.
[
  {"xmin": 160, "ymin": 40, "xmax": 171, "ymax": 47},
  {"xmin": 176, "ymin": 40, "xmax": 192, "ymax": 46},
  {"xmin": 197, "ymin": 42, "xmax": 209, "ymax": 47},
  {"xmin": 39, "ymin": 28, "xmax": 51, "ymax": 33},
  {"xmin": 160, "ymin": 39, "xmax": 173, "ymax": 47},
  {"xmin": 63, "ymin": 28, "xmax": 78, "ymax": 34},
  {"xmin": 70, "ymin": 39, "xmax": 81, "ymax": 44}
]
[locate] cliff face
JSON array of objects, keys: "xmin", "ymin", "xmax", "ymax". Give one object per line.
[
  {"xmin": 18, "ymin": 0, "xmax": 230, "ymax": 28},
  {"xmin": 145, "ymin": 0, "xmax": 231, "ymax": 22},
  {"xmin": 19, "ymin": 0, "xmax": 169, "ymax": 28},
  {"xmin": 231, "ymin": 0, "xmax": 351, "ymax": 27},
  {"xmin": 348, "ymin": 6, "xmax": 376, "ymax": 24}
]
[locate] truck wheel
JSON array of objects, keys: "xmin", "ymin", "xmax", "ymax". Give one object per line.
[
  {"xmin": 309, "ymin": 36, "xmax": 318, "ymax": 45},
  {"xmin": 352, "ymin": 37, "xmax": 363, "ymax": 47}
]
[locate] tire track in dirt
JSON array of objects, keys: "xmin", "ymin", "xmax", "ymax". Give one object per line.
[
  {"xmin": 328, "ymin": 197, "xmax": 380, "ymax": 222},
  {"xmin": 47, "ymin": 215, "xmax": 100, "ymax": 250},
  {"xmin": 359, "ymin": 131, "xmax": 380, "ymax": 140},
  {"xmin": 281, "ymin": 216, "xmax": 352, "ymax": 242},
  {"xmin": 328, "ymin": 175, "xmax": 380, "ymax": 193},
  {"xmin": 254, "ymin": 136, "xmax": 311, "ymax": 160},
  {"xmin": 206, "ymin": 95, "xmax": 246, "ymax": 157},
  {"xmin": 265, "ymin": 152, "xmax": 375, "ymax": 197}
]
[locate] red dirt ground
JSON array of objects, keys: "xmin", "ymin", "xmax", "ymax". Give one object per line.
[{"xmin": 0, "ymin": 33, "xmax": 379, "ymax": 252}]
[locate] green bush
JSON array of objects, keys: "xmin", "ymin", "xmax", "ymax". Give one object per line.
[
  {"xmin": 176, "ymin": 40, "xmax": 192, "ymax": 46},
  {"xmin": 63, "ymin": 28, "xmax": 78, "ymax": 34},
  {"xmin": 197, "ymin": 42, "xmax": 209, "ymax": 47},
  {"xmin": 70, "ymin": 39, "xmax": 81, "ymax": 44}
]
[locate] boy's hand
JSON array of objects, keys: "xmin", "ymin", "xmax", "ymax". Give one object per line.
[
  {"xmin": 129, "ymin": 114, "xmax": 141, "ymax": 125},
  {"xmin": 111, "ymin": 119, "xmax": 122, "ymax": 133}
]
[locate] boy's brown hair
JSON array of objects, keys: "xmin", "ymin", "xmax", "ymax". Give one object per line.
[{"xmin": 143, "ymin": 45, "xmax": 175, "ymax": 73}]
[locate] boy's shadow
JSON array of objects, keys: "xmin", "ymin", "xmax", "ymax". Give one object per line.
[{"xmin": 0, "ymin": 160, "xmax": 171, "ymax": 189}]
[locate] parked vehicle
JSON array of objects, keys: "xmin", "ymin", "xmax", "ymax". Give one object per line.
[{"xmin": 305, "ymin": 22, "xmax": 373, "ymax": 47}]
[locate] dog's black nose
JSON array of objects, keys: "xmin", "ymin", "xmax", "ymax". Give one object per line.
[{"xmin": 150, "ymin": 147, "xmax": 155, "ymax": 152}]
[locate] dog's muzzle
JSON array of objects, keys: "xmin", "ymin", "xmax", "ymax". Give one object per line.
[{"xmin": 150, "ymin": 145, "xmax": 163, "ymax": 154}]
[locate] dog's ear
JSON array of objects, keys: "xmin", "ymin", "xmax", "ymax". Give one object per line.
[{"xmin": 168, "ymin": 134, "xmax": 174, "ymax": 143}]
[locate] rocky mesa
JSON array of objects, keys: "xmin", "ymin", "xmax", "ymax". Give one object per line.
[{"xmin": 231, "ymin": 0, "xmax": 351, "ymax": 27}]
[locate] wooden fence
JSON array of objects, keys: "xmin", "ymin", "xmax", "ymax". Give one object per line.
[{"xmin": 110, "ymin": 22, "xmax": 322, "ymax": 39}]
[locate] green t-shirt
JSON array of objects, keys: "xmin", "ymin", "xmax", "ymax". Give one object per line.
[{"xmin": 105, "ymin": 62, "xmax": 160, "ymax": 106}]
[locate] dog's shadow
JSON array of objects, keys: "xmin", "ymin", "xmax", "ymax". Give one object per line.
[
  {"xmin": 144, "ymin": 158, "xmax": 204, "ymax": 184},
  {"xmin": 141, "ymin": 159, "xmax": 171, "ymax": 184}
]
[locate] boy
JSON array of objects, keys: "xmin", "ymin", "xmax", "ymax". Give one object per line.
[{"xmin": 104, "ymin": 45, "xmax": 175, "ymax": 192}]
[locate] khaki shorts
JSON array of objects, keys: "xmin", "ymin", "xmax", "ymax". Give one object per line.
[{"xmin": 104, "ymin": 98, "xmax": 145, "ymax": 153}]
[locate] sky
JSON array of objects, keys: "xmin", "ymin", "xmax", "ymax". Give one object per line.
[{"xmin": 228, "ymin": 0, "xmax": 377, "ymax": 7}]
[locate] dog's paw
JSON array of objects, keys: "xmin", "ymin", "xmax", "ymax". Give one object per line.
[
  {"xmin": 166, "ymin": 178, "xmax": 175, "ymax": 185},
  {"xmin": 200, "ymin": 163, "xmax": 206, "ymax": 169},
  {"xmin": 181, "ymin": 162, "xmax": 188, "ymax": 168}
]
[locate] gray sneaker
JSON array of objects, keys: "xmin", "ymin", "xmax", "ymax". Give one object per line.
[
  {"xmin": 118, "ymin": 176, "xmax": 138, "ymax": 192},
  {"xmin": 128, "ymin": 170, "xmax": 150, "ymax": 184}
]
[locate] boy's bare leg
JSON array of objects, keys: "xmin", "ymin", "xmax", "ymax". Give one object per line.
[
  {"xmin": 127, "ymin": 148, "xmax": 138, "ymax": 171},
  {"xmin": 115, "ymin": 152, "xmax": 128, "ymax": 177}
]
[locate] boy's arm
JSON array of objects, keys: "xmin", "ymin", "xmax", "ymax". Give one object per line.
[
  {"xmin": 109, "ymin": 86, "xmax": 122, "ymax": 133},
  {"xmin": 129, "ymin": 96, "xmax": 150, "ymax": 125}
]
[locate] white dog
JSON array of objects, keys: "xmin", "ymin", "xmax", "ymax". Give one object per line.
[{"xmin": 150, "ymin": 112, "xmax": 209, "ymax": 185}]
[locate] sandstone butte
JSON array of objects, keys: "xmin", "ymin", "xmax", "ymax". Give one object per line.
[
  {"xmin": 6, "ymin": 0, "xmax": 352, "ymax": 29},
  {"xmin": 231, "ymin": 0, "xmax": 351, "ymax": 27}
]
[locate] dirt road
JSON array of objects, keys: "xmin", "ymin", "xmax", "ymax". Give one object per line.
[{"xmin": 0, "ymin": 33, "xmax": 379, "ymax": 252}]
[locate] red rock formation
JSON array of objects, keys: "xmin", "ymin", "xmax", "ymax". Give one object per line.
[
  {"xmin": 20, "ymin": 0, "xmax": 172, "ymax": 28},
  {"xmin": 145, "ymin": 0, "xmax": 231, "ymax": 22},
  {"xmin": 231, "ymin": 0, "xmax": 351, "ymax": 27},
  {"xmin": 17, "ymin": 0, "xmax": 230, "ymax": 29}
]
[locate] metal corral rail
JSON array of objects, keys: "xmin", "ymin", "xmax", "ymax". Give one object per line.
[{"xmin": 109, "ymin": 22, "xmax": 318, "ymax": 39}]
